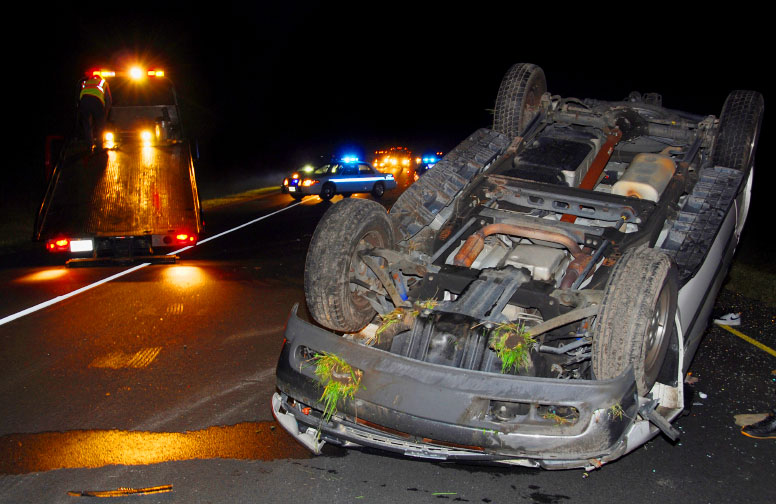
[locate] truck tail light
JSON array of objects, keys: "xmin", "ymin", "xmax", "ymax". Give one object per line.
[
  {"xmin": 46, "ymin": 238, "xmax": 70, "ymax": 252},
  {"xmin": 175, "ymin": 233, "xmax": 197, "ymax": 245}
]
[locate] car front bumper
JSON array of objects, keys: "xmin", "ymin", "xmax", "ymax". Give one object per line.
[{"xmin": 274, "ymin": 305, "xmax": 655, "ymax": 470}]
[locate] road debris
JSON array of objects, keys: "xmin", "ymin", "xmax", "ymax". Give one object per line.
[
  {"xmin": 713, "ymin": 312, "xmax": 741, "ymax": 326},
  {"xmin": 67, "ymin": 484, "xmax": 172, "ymax": 497},
  {"xmin": 734, "ymin": 413, "xmax": 769, "ymax": 427}
]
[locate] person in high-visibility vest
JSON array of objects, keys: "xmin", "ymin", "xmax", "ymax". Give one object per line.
[{"xmin": 77, "ymin": 75, "xmax": 112, "ymax": 148}]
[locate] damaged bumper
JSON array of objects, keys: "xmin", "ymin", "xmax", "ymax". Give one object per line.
[{"xmin": 274, "ymin": 307, "xmax": 652, "ymax": 470}]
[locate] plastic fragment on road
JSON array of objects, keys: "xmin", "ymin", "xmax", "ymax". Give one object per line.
[
  {"xmin": 713, "ymin": 312, "xmax": 741, "ymax": 326},
  {"xmin": 735, "ymin": 413, "xmax": 770, "ymax": 427},
  {"xmin": 67, "ymin": 484, "xmax": 172, "ymax": 497}
]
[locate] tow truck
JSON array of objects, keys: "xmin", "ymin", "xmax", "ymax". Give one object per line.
[{"xmin": 35, "ymin": 66, "xmax": 203, "ymax": 265}]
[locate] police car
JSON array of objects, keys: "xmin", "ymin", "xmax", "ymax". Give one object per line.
[{"xmin": 285, "ymin": 159, "xmax": 397, "ymax": 200}]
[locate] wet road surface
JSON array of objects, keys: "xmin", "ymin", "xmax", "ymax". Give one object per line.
[{"xmin": 0, "ymin": 176, "xmax": 774, "ymax": 503}]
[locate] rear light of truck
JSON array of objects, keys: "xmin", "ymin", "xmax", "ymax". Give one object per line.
[
  {"xmin": 175, "ymin": 233, "xmax": 197, "ymax": 245},
  {"xmin": 47, "ymin": 238, "xmax": 93, "ymax": 253},
  {"xmin": 46, "ymin": 238, "xmax": 70, "ymax": 252}
]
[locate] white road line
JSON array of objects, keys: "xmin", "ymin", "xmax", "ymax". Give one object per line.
[{"xmin": 0, "ymin": 201, "xmax": 302, "ymax": 327}]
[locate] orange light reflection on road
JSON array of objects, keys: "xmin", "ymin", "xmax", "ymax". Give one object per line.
[
  {"xmin": 15, "ymin": 268, "xmax": 69, "ymax": 283},
  {"xmin": 0, "ymin": 422, "xmax": 310, "ymax": 474},
  {"xmin": 162, "ymin": 265, "xmax": 207, "ymax": 290}
]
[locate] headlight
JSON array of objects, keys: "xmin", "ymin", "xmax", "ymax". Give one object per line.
[{"xmin": 140, "ymin": 130, "xmax": 153, "ymax": 145}]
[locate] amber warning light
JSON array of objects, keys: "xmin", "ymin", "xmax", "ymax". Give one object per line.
[{"xmin": 91, "ymin": 68, "xmax": 165, "ymax": 79}]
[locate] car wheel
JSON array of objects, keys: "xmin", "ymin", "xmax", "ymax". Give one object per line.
[
  {"xmin": 711, "ymin": 90, "xmax": 764, "ymax": 171},
  {"xmin": 291, "ymin": 193, "xmax": 304, "ymax": 201},
  {"xmin": 320, "ymin": 183, "xmax": 336, "ymax": 201},
  {"xmin": 305, "ymin": 198, "xmax": 395, "ymax": 332},
  {"xmin": 389, "ymin": 128, "xmax": 509, "ymax": 253},
  {"xmin": 493, "ymin": 63, "xmax": 547, "ymax": 139},
  {"xmin": 371, "ymin": 182, "xmax": 385, "ymax": 198},
  {"xmin": 592, "ymin": 248, "xmax": 678, "ymax": 396}
]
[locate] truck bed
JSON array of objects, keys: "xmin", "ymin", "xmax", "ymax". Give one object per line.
[{"xmin": 36, "ymin": 143, "xmax": 201, "ymax": 241}]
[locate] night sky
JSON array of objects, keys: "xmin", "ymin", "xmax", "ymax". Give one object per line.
[{"xmin": 12, "ymin": 3, "xmax": 773, "ymax": 204}]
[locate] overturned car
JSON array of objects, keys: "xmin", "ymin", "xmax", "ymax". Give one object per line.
[{"xmin": 273, "ymin": 63, "xmax": 763, "ymax": 469}]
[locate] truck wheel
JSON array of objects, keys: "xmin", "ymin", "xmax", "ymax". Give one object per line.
[
  {"xmin": 371, "ymin": 182, "xmax": 385, "ymax": 198},
  {"xmin": 493, "ymin": 63, "xmax": 547, "ymax": 139},
  {"xmin": 305, "ymin": 198, "xmax": 395, "ymax": 332},
  {"xmin": 320, "ymin": 183, "xmax": 336, "ymax": 201},
  {"xmin": 711, "ymin": 90, "xmax": 764, "ymax": 171},
  {"xmin": 389, "ymin": 128, "xmax": 510, "ymax": 252},
  {"xmin": 592, "ymin": 248, "xmax": 678, "ymax": 396}
]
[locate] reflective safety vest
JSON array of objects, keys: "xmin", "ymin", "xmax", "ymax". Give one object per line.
[{"xmin": 80, "ymin": 76, "xmax": 107, "ymax": 105}]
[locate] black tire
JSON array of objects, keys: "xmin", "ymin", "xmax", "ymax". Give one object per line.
[
  {"xmin": 371, "ymin": 182, "xmax": 385, "ymax": 198},
  {"xmin": 493, "ymin": 63, "xmax": 547, "ymax": 139},
  {"xmin": 592, "ymin": 248, "xmax": 678, "ymax": 396},
  {"xmin": 711, "ymin": 90, "xmax": 764, "ymax": 171},
  {"xmin": 305, "ymin": 198, "xmax": 395, "ymax": 332},
  {"xmin": 389, "ymin": 128, "xmax": 510, "ymax": 251},
  {"xmin": 320, "ymin": 183, "xmax": 335, "ymax": 201},
  {"xmin": 290, "ymin": 193, "xmax": 304, "ymax": 201}
]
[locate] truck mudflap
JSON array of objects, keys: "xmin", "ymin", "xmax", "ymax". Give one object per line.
[{"xmin": 274, "ymin": 305, "xmax": 645, "ymax": 469}]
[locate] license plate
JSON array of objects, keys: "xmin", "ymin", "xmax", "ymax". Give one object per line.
[
  {"xmin": 70, "ymin": 239, "xmax": 94, "ymax": 253},
  {"xmin": 289, "ymin": 187, "xmax": 296, "ymax": 192}
]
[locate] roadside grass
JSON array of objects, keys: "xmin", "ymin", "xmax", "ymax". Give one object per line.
[
  {"xmin": 724, "ymin": 261, "xmax": 776, "ymax": 307},
  {"xmin": 200, "ymin": 186, "xmax": 280, "ymax": 211},
  {"xmin": 0, "ymin": 201, "xmax": 38, "ymax": 254}
]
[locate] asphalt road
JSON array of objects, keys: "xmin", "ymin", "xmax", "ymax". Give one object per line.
[{"xmin": 0, "ymin": 174, "xmax": 774, "ymax": 503}]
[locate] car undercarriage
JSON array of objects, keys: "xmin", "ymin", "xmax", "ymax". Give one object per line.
[{"xmin": 273, "ymin": 63, "xmax": 763, "ymax": 469}]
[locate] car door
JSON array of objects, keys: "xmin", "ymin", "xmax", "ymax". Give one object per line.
[
  {"xmin": 358, "ymin": 163, "xmax": 376, "ymax": 191},
  {"xmin": 337, "ymin": 164, "xmax": 359, "ymax": 192}
]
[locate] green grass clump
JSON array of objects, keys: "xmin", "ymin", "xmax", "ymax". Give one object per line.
[
  {"xmin": 608, "ymin": 403, "xmax": 624, "ymax": 421},
  {"xmin": 312, "ymin": 352, "xmax": 363, "ymax": 422},
  {"xmin": 372, "ymin": 299, "xmax": 438, "ymax": 345},
  {"xmin": 489, "ymin": 322, "xmax": 536, "ymax": 374},
  {"xmin": 374, "ymin": 308, "xmax": 405, "ymax": 342},
  {"xmin": 542, "ymin": 412, "xmax": 572, "ymax": 425}
]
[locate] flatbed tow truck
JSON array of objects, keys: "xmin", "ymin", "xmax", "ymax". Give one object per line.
[{"xmin": 35, "ymin": 66, "xmax": 203, "ymax": 266}]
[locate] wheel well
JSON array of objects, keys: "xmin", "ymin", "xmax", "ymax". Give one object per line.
[{"xmin": 655, "ymin": 325, "xmax": 680, "ymax": 387}]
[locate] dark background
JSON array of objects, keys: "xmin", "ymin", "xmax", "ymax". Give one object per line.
[{"xmin": 8, "ymin": 3, "xmax": 773, "ymax": 224}]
